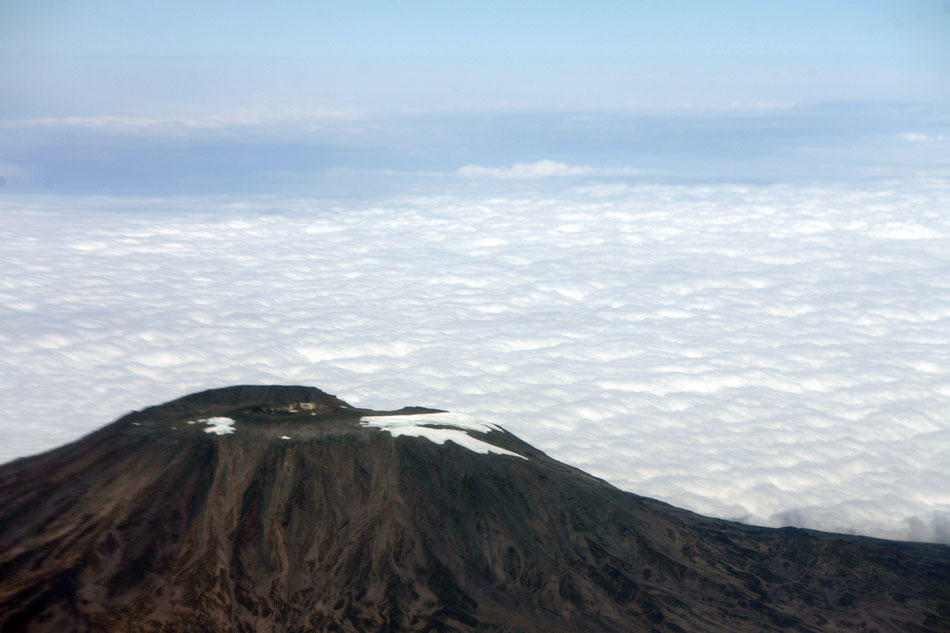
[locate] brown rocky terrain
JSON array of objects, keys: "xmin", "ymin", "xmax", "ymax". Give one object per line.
[{"xmin": 0, "ymin": 385, "xmax": 948, "ymax": 632}]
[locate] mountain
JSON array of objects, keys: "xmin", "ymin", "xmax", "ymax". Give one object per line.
[{"xmin": 0, "ymin": 385, "xmax": 947, "ymax": 632}]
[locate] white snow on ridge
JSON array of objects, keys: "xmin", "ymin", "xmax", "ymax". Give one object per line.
[
  {"xmin": 368, "ymin": 411, "xmax": 503, "ymax": 434},
  {"xmin": 361, "ymin": 412, "xmax": 525, "ymax": 459},
  {"xmin": 187, "ymin": 417, "xmax": 236, "ymax": 435}
]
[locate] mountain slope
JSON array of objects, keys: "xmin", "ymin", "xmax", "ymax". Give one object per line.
[{"xmin": 0, "ymin": 385, "xmax": 947, "ymax": 632}]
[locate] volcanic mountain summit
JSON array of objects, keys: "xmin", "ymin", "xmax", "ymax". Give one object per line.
[{"xmin": 0, "ymin": 385, "xmax": 948, "ymax": 632}]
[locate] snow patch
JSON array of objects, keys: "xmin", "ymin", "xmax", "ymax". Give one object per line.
[
  {"xmin": 187, "ymin": 417, "xmax": 236, "ymax": 435},
  {"xmin": 361, "ymin": 412, "xmax": 525, "ymax": 459}
]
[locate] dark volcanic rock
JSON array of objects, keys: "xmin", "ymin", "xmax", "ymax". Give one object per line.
[{"xmin": 0, "ymin": 385, "xmax": 948, "ymax": 632}]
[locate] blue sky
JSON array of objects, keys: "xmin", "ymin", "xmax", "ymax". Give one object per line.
[
  {"xmin": 3, "ymin": 1, "xmax": 948, "ymax": 114},
  {"xmin": 1, "ymin": 2, "xmax": 948, "ymax": 193}
]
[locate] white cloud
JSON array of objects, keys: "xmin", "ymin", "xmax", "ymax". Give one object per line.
[
  {"xmin": 457, "ymin": 160, "xmax": 644, "ymax": 179},
  {"xmin": 0, "ymin": 110, "xmax": 361, "ymax": 133},
  {"xmin": 903, "ymin": 132, "xmax": 948, "ymax": 143},
  {"xmin": 1, "ymin": 178, "xmax": 949, "ymax": 543}
]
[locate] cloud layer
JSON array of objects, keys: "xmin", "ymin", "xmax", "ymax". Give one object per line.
[
  {"xmin": 1, "ymin": 178, "xmax": 949, "ymax": 543},
  {"xmin": 457, "ymin": 160, "xmax": 651, "ymax": 180}
]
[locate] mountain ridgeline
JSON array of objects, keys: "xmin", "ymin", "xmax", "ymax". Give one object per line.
[{"xmin": 0, "ymin": 385, "xmax": 947, "ymax": 632}]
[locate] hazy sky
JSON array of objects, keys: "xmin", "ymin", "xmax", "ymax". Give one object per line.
[
  {"xmin": 2, "ymin": 1, "xmax": 948, "ymax": 196},
  {"xmin": 2, "ymin": 1, "xmax": 949, "ymax": 116}
]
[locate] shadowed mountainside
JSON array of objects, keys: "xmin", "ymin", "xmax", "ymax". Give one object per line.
[{"xmin": 0, "ymin": 385, "xmax": 948, "ymax": 632}]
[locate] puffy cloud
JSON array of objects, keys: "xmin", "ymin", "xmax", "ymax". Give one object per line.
[
  {"xmin": 1, "ymin": 177, "xmax": 949, "ymax": 543},
  {"xmin": 457, "ymin": 160, "xmax": 644, "ymax": 179},
  {"xmin": 903, "ymin": 132, "xmax": 948, "ymax": 143},
  {"xmin": 458, "ymin": 160, "xmax": 595, "ymax": 178}
]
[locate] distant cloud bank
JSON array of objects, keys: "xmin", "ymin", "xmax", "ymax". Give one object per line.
[
  {"xmin": 0, "ymin": 111, "xmax": 359, "ymax": 132},
  {"xmin": 457, "ymin": 160, "xmax": 646, "ymax": 179}
]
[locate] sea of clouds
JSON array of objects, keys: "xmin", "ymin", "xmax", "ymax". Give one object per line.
[{"xmin": 2, "ymin": 172, "xmax": 949, "ymax": 543}]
